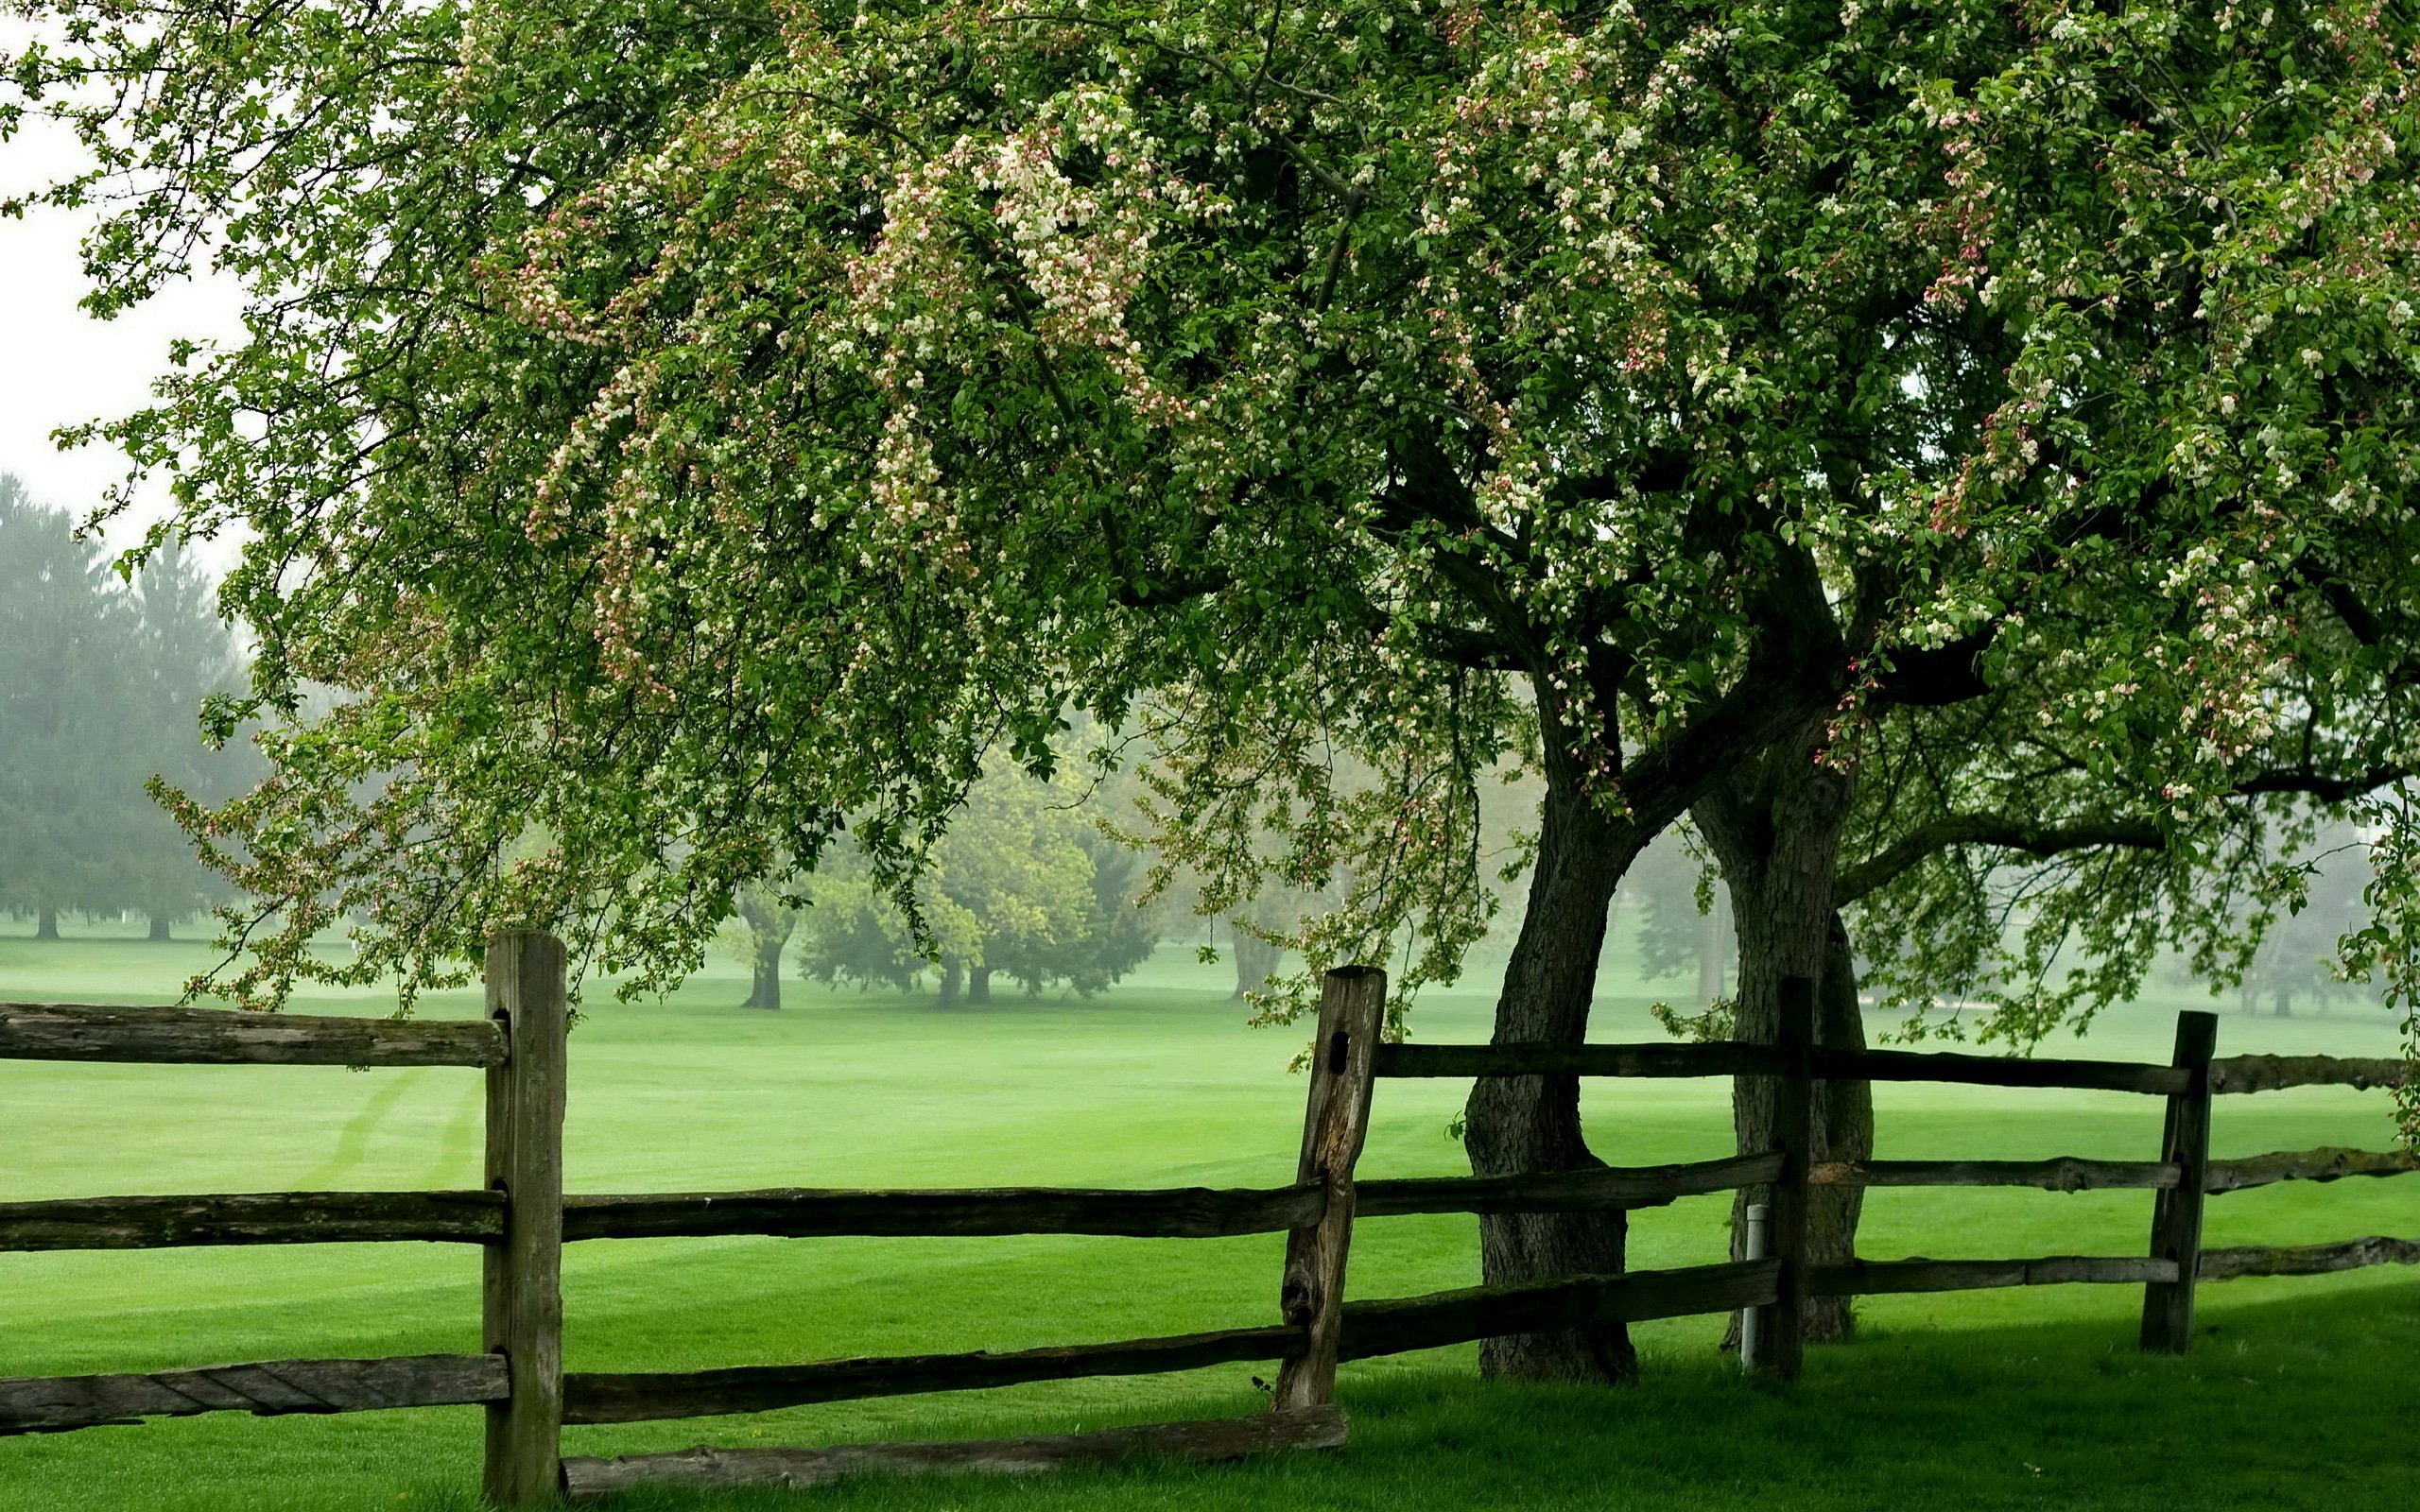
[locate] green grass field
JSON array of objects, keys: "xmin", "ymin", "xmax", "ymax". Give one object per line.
[{"xmin": 2, "ymin": 925, "xmax": 2413, "ymax": 1511}]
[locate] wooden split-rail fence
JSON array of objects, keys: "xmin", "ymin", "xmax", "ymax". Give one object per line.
[{"xmin": 2, "ymin": 940, "xmax": 2414, "ymax": 1503}]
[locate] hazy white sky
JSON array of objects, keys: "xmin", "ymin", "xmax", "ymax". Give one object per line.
[{"xmin": 1, "ymin": 109, "xmax": 248, "ymax": 558}]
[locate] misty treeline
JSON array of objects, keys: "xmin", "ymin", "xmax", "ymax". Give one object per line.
[{"xmin": 0, "ymin": 474, "xmax": 254, "ymax": 939}]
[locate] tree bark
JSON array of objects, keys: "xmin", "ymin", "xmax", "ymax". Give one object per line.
[
  {"xmin": 1695, "ymin": 728, "xmax": 1870, "ymax": 1346},
  {"xmin": 1462, "ymin": 766, "xmax": 1642, "ymax": 1383},
  {"xmin": 969, "ymin": 967, "xmax": 993, "ymax": 1004},
  {"xmin": 937, "ymin": 958, "xmax": 964, "ymax": 1007},
  {"xmin": 1807, "ymin": 911, "xmax": 1871, "ymax": 1339},
  {"xmin": 1231, "ymin": 928, "xmax": 1281, "ymax": 1001},
  {"xmin": 147, "ymin": 913, "xmax": 172, "ymax": 943},
  {"xmin": 735, "ymin": 890, "xmax": 794, "ymax": 1010},
  {"xmin": 35, "ymin": 907, "xmax": 58, "ymax": 941},
  {"xmin": 746, "ymin": 947, "xmax": 783, "ymax": 1011}
]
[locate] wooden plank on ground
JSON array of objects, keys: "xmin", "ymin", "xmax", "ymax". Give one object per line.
[
  {"xmin": 0, "ymin": 1355, "xmax": 507, "ymax": 1435},
  {"xmin": 1808, "ymin": 1255, "xmax": 2177, "ymax": 1297},
  {"xmin": 0, "ymin": 1191, "xmax": 504, "ymax": 1250},
  {"xmin": 562, "ymin": 1323, "xmax": 1305, "ymax": 1425},
  {"xmin": 563, "ymin": 1183, "xmax": 1322, "ymax": 1241},
  {"xmin": 560, "ymin": 1406, "xmax": 1349, "ymax": 1499},
  {"xmin": 0, "ymin": 1002, "xmax": 503, "ymax": 1067}
]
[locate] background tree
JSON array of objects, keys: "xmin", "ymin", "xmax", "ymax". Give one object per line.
[
  {"xmin": 0, "ymin": 476, "xmax": 126, "ymax": 936},
  {"xmin": 2237, "ymin": 832, "xmax": 2377, "ymax": 1018},
  {"xmin": 797, "ymin": 762, "xmax": 1160, "ymax": 1005},
  {"xmin": 0, "ymin": 479, "xmax": 247, "ymax": 940},
  {"xmin": 733, "ymin": 882, "xmax": 798, "ymax": 1010},
  {"xmin": 1626, "ymin": 833, "xmax": 1733, "ymax": 1010},
  {"xmin": 120, "ymin": 541, "xmax": 250, "ymax": 940}
]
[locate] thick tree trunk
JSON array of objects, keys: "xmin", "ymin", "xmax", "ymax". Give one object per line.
[
  {"xmin": 147, "ymin": 913, "xmax": 172, "ymax": 943},
  {"xmin": 35, "ymin": 907, "xmax": 59, "ymax": 941},
  {"xmin": 2273, "ymin": 989, "xmax": 2293, "ymax": 1018},
  {"xmin": 746, "ymin": 946, "xmax": 783, "ymax": 1011},
  {"xmin": 735, "ymin": 890, "xmax": 794, "ymax": 1010},
  {"xmin": 1463, "ymin": 771, "xmax": 1642, "ymax": 1383},
  {"xmin": 1807, "ymin": 911, "xmax": 1872, "ymax": 1338},
  {"xmin": 938, "ymin": 958, "xmax": 964, "ymax": 1007},
  {"xmin": 1231, "ymin": 929, "xmax": 1281, "ymax": 1001},
  {"xmin": 1696, "ymin": 730, "xmax": 1870, "ymax": 1346},
  {"xmin": 969, "ymin": 967, "xmax": 993, "ymax": 1004}
]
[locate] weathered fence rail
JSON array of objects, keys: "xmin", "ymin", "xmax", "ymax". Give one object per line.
[
  {"xmin": 4, "ymin": 947, "xmax": 2412, "ymax": 1505},
  {"xmin": 1, "ymin": 1354, "xmax": 509, "ymax": 1435},
  {"xmin": 0, "ymin": 1000, "xmax": 505, "ymax": 1066}
]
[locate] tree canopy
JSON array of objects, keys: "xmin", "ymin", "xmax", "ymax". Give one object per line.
[
  {"xmin": 794, "ymin": 759, "xmax": 1160, "ymax": 1003},
  {"xmin": 11, "ymin": 0, "xmax": 2420, "ymax": 1379}
]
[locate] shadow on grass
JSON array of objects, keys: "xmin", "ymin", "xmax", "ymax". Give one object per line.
[{"xmin": 577, "ymin": 1277, "xmax": 2417, "ymax": 1512}]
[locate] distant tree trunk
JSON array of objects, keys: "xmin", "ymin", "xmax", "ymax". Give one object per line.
[
  {"xmin": 746, "ymin": 941, "xmax": 783, "ymax": 1010},
  {"xmin": 1696, "ymin": 726, "xmax": 1869, "ymax": 1346},
  {"xmin": 735, "ymin": 888, "xmax": 795, "ymax": 1010},
  {"xmin": 1231, "ymin": 927, "xmax": 1281, "ymax": 1001},
  {"xmin": 938, "ymin": 957, "xmax": 964, "ymax": 1007},
  {"xmin": 1697, "ymin": 886, "xmax": 1730, "ymax": 1004},
  {"xmin": 2274, "ymin": 988, "xmax": 2293, "ymax": 1018},
  {"xmin": 35, "ymin": 907, "xmax": 59, "ymax": 941},
  {"xmin": 1463, "ymin": 757, "xmax": 1640, "ymax": 1383},
  {"xmin": 147, "ymin": 913, "xmax": 173, "ymax": 943},
  {"xmin": 969, "ymin": 966, "xmax": 993, "ymax": 1004}
]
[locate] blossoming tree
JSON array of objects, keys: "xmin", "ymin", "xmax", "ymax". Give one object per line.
[{"xmin": 9, "ymin": 0, "xmax": 2415, "ymax": 1382}]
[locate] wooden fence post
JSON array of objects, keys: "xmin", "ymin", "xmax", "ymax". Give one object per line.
[
  {"xmin": 2140, "ymin": 1010, "xmax": 2216, "ymax": 1354},
  {"xmin": 1751, "ymin": 974, "xmax": 1815, "ymax": 1381},
  {"xmin": 1273, "ymin": 967, "xmax": 1387, "ymax": 1413},
  {"xmin": 484, "ymin": 931, "xmax": 568, "ymax": 1506}
]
